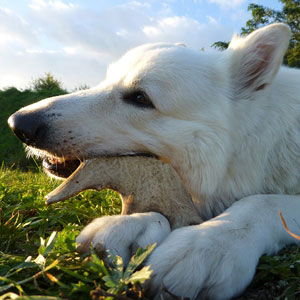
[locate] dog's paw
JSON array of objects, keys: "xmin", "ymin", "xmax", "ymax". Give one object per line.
[
  {"xmin": 76, "ymin": 212, "xmax": 171, "ymax": 264},
  {"xmin": 147, "ymin": 223, "xmax": 259, "ymax": 300}
]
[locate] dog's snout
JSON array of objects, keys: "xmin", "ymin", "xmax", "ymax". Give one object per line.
[{"xmin": 8, "ymin": 111, "xmax": 48, "ymax": 147}]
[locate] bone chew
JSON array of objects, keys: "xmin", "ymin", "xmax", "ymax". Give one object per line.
[
  {"xmin": 46, "ymin": 160, "xmax": 95, "ymax": 204},
  {"xmin": 45, "ymin": 156, "xmax": 203, "ymax": 229}
]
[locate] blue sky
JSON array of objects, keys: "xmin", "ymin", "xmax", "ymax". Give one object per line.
[{"xmin": 0, "ymin": 0, "xmax": 283, "ymax": 90}]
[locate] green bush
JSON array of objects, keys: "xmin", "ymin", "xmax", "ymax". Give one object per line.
[
  {"xmin": 0, "ymin": 74, "xmax": 67, "ymax": 169},
  {"xmin": 31, "ymin": 73, "xmax": 65, "ymax": 94}
]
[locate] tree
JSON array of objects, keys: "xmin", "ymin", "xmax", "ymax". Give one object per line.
[
  {"xmin": 212, "ymin": 0, "xmax": 300, "ymax": 68},
  {"xmin": 211, "ymin": 41, "xmax": 229, "ymax": 51},
  {"xmin": 32, "ymin": 73, "xmax": 66, "ymax": 93}
]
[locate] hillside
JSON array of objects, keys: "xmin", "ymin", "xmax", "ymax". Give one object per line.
[{"xmin": 0, "ymin": 74, "xmax": 67, "ymax": 169}]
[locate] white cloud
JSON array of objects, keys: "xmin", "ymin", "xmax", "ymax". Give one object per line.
[
  {"xmin": 0, "ymin": 0, "xmax": 236, "ymax": 90},
  {"xmin": 143, "ymin": 16, "xmax": 207, "ymax": 46},
  {"xmin": 0, "ymin": 7, "xmax": 36, "ymax": 46},
  {"xmin": 63, "ymin": 47, "xmax": 77, "ymax": 55},
  {"xmin": 29, "ymin": 0, "xmax": 76, "ymax": 11},
  {"xmin": 208, "ymin": 0, "xmax": 245, "ymax": 8},
  {"xmin": 207, "ymin": 15, "xmax": 218, "ymax": 24}
]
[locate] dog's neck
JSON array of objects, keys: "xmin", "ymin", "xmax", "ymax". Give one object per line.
[{"xmin": 174, "ymin": 67, "xmax": 300, "ymax": 219}]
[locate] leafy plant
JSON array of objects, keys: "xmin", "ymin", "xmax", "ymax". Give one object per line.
[
  {"xmin": 89, "ymin": 244, "xmax": 155, "ymax": 300},
  {"xmin": 0, "ymin": 225, "xmax": 155, "ymax": 300}
]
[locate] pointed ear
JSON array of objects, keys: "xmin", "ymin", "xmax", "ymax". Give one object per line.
[{"xmin": 228, "ymin": 23, "xmax": 291, "ymax": 99}]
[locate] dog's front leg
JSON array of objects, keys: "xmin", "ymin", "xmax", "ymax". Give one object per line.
[
  {"xmin": 76, "ymin": 212, "xmax": 171, "ymax": 264},
  {"xmin": 147, "ymin": 194, "xmax": 300, "ymax": 300}
]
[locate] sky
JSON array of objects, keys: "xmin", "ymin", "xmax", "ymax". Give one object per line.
[{"xmin": 0, "ymin": 0, "xmax": 283, "ymax": 90}]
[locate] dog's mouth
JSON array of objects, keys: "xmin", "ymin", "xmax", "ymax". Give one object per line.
[
  {"xmin": 43, "ymin": 151, "xmax": 158, "ymax": 205},
  {"xmin": 28, "ymin": 145, "xmax": 158, "ymax": 204},
  {"xmin": 41, "ymin": 152, "xmax": 157, "ymax": 179},
  {"xmin": 42, "ymin": 157, "xmax": 81, "ymax": 178}
]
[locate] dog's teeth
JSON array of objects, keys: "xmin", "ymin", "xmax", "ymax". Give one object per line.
[{"xmin": 48, "ymin": 157, "xmax": 64, "ymax": 164}]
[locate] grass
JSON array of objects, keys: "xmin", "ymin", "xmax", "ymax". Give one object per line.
[
  {"xmin": 0, "ymin": 166, "xmax": 121, "ymax": 255},
  {"xmin": 0, "ymin": 167, "xmax": 156, "ymax": 300},
  {"xmin": 1, "ymin": 167, "xmax": 300, "ymax": 299}
]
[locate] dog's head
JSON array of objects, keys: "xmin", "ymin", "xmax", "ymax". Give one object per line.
[{"xmin": 8, "ymin": 24, "xmax": 291, "ymax": 197}]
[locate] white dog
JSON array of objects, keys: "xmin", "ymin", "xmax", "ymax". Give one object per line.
[{"xmin": 8, "ymin": 23, "xmax": 300, "ymax": 299}]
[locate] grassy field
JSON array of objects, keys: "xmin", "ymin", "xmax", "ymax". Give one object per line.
[
  {"xmin": 1, "ymin": 80, "xmax": 300, "ymax": 299},
  {"xmin": 0, "ymin": 167, "xmax": 299, "ymax": 299}
]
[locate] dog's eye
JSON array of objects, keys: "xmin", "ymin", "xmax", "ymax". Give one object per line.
[{"xmin": 122, "ymin": 91, "xmax": 155, "ymax": 109}]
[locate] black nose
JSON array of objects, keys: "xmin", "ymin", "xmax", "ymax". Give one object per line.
[{"xmin": 8, "ymin": 111, "xmax": 48, "ymax": 147}]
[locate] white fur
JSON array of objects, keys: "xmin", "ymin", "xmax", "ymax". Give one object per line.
[
  {"xmin": 76, "ymin": 212, "xmax": 170, "ymax": 264},
  {"xmin": 14, "ymin": 23, "xmax": 300, "ymax": 299},
  {"xmin": 148, "ymin": 195, "xmax": 300, "ymax": 299}
]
